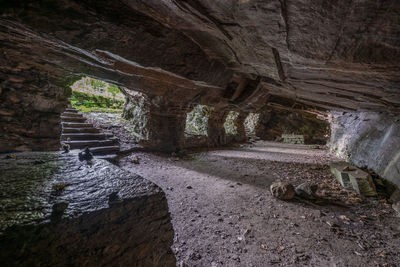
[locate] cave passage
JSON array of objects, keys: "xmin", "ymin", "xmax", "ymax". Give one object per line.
[{"xmin": 1, "ymin": 1, "xmax": 400, "ymax": 266}]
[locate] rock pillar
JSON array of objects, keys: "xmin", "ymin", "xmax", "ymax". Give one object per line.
[
  {"xmin": 235, "ymin": 112, "xmax": 248, "ymax": 142},
  {"xmin": 142, "ymin": 98, "xmax": 189, "ymax": 152},
  {"xmin": 207, "ymin": 110, "xmax": 229, "ymax": 146},
  {"xmin": 0, "ymin": 66, "xmax": 70, "ymax": 152}
]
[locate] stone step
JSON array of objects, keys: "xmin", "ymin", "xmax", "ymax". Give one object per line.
[
  {"xmin": 62, "ymin": 127, "xmax": 100, "ymax": 133},
  {"xmin": 62, "ymin": 122, "xmax": 93, "ymax": 128},
  {"xmin": 61, "ymin": 112, "xmax": 83, "ymax": 118},
  {"xmin": 65, "ymin": 108, "xmax": 79, "ymax": 113},
  {"xmin": 60, "ymin": 116, "xmax": 86, "ymax": 123},
  {"xmin": 61, "ymin": 133, "xmax": 113, "ymax": 141},
  {"xmin": 97, "ymin": 154, "xmax": 118, "ymax": 162},
  {"xmin": 89, "ymin": 146, "xmax": 120, "ymax": 155},
  {"xmin": 63, "ymin": 139, "xmax": 117, "ymax": 149}
]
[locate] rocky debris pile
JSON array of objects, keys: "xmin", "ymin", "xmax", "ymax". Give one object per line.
[
  {"xmin": 271, "ymin": 180, "xmax": 357, "ymax": 209},
  {"xmin": 60, "ymin": 108, "xmax": 120, "ymax": 161},
  {"xmin": 0, "ymin": 152, "xmax": 175, "ymax": 266},
  {"xmin": 270, "ymin": 181, "xmax": 323, "ymax": 204}
]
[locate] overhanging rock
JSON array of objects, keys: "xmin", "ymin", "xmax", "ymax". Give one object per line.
[{"xmin": 0, "ymin": 152, "xmax": 176, "ymax": 266}]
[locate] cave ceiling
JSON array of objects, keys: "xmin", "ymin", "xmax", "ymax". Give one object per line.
[{"xmin": 1, "ymin": 0, "xmax": 399, "ymax": 113}]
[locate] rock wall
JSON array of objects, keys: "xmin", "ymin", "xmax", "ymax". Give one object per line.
[
  {"xmin": 329, "ymin": 111, "xmax": 400, "ymax": 187},
  {"xmin": 0, "ymin": 152, "xmax": 176, "ymax": 266},
  {"xmin": 0, "ymin": 65, "xmax": 70, "ymax": 153}
]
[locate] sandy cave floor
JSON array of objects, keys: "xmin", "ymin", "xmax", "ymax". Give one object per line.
[{"xmin": 86, "ymin": 112, "xmax": 400, "ymax": 267}]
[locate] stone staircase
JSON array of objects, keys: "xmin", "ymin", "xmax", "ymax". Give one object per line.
[{"xmin": 60, "ymin": 108, "xmax": 119, "ymax": 161}]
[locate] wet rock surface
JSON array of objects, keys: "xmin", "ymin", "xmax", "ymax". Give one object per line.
[{"xmin": 0, "ymin": 152, "xmax": 175, "ymax": 266}]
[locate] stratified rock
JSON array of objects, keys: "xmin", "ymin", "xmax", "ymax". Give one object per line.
[
  {"xmin": 270, "ymin": 181, "xmax": 295, "ymax": 200},
  {"xmin": 0, "ymin": 152, "xmax": 176, "ymax": 266},
  {"xmin": 295, "ymin": 182, "xmax": 318, "ymax": 200}
]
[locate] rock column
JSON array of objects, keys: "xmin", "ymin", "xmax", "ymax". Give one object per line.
[
  {"xmin": 207, "ymin": 110, "xmax": 229, "ymax": 146},
  {"xmin": 143, "ymin": 98, "xmax": 189, "ymax": 152},
  {"xmin": 234, "ymin": 112, "xmax": 248, "ymax": 142},
  {"xmin": 0, "ymin": 65, "xmax": 70, "ymax": 152}
]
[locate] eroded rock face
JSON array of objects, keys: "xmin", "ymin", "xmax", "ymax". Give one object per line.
[
  {"xmin": 0, "ymin": 152, "xmax": 176, "ymax": 266},
  {"xmin": 1, "ymin": 0, "xmax": 399, "ymax": 111},
  {"xmin": 330, "ymin": 111, "xmax": 400, "ymax": 186}
]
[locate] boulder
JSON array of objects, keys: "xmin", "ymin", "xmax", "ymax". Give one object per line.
[
  {"xmin": 0, "ymin": 152, "xmax": 176, "ymax": 266},
  {"xmin": 330, "ymin": 162, "xmax": 377, "ymax": 197},
  {"xmin": 270, "ymin": 181, "xmax": 295, "ymax": 200}
]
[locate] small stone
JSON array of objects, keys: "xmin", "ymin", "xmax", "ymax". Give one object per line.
[
  {"xmin": 78, "ymin": 147, "xmax": 93, "ymax": 161},
  {"xmin": 62, "ymin": 143, "xmax": 70, "ymax": 153},
  {"xmin": 130, "ymin": 156, "xmax": 140, "ymax": 164},
  {"xmin": 270, "ymin": 181, "xmax": 295, "ymax": 200},
  {"xmin": 186, "ymin": 185, "xmax": 193, "ymax": 189}
]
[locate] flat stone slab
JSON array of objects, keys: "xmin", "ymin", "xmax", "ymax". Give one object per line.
[
  {"xmin": 0, "ymin": 152, "xmax": 159, "ymax": 232},
  {"xmin": 330, "ymin": 161, "xmax": 377, "ymax": 197}
]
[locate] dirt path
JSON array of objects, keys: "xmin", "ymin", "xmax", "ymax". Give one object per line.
[{"xmin": 119, "ymin": 142, "xmax": 400, "ymax": 267}]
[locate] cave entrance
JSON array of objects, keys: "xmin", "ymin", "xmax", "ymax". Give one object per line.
[
  {"xmin": 69, "ymin": 77, "xmax": 125, "ymax": 113},
  {"xmin": 61, "ymin": 77, "xmax": 139, "ymax": 160}
]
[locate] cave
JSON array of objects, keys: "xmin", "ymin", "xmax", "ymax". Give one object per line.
[{"xmin": 1, "ymin": 1, "xmax": 400, "ymax": 266}]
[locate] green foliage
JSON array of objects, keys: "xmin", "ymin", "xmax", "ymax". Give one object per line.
[
  {"xmin": 70, "ymin": 91, "xmax": 124, "ymax": 113},
  {"xmin": 185, "ymin": 105, "xmax": 214, "ymax": 136},
  {"xmin": 224, "ymin": 111, "xmax": 239, "ymax": 135},
  {"xmin": 107, "ymin": 85, "xmax": 121, "ymax": 97},
  {"xmin": 89, "ymin": 79, "xmax": 107, "ymax": 91},
  {"xmin": 244, "ymin": 113, "xmax": 260, "ymax": 135}
]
